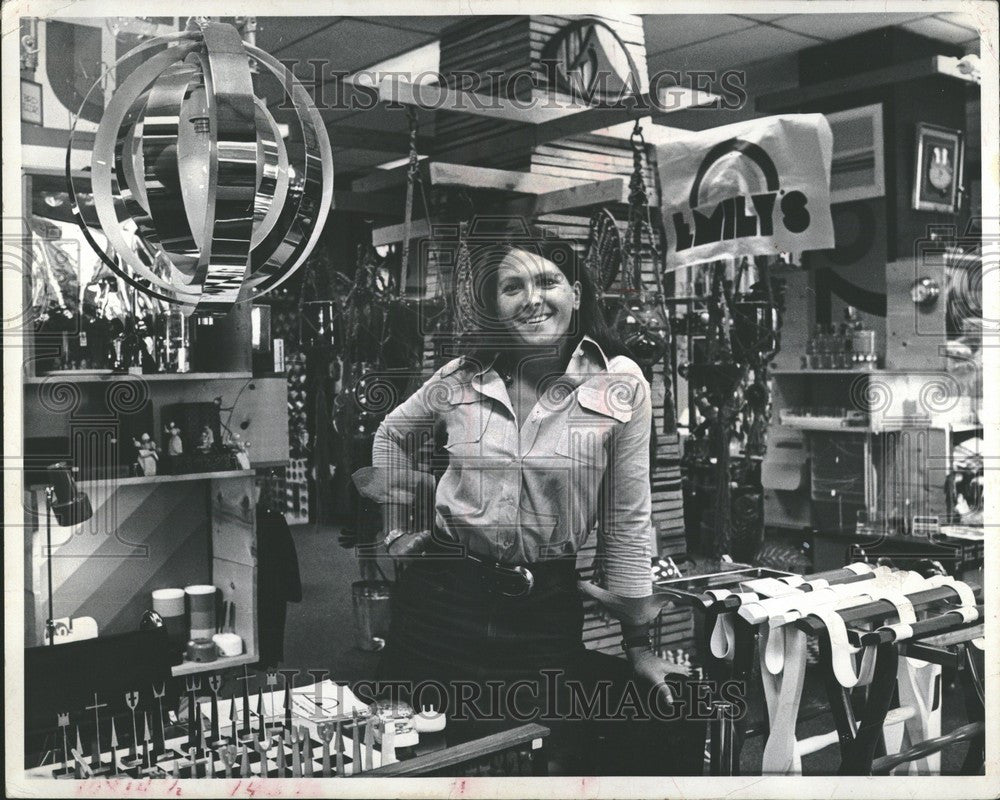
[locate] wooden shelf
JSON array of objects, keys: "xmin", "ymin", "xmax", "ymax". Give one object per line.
[
  {"xmin": 25, "ymin": 371, "xmax": 253, "ymax": 385},
  {"xmin": 779, "ymin": 418, "xmax": 870, "ymax": 433},
  {"xmin": 171, "ymin": 652, "xmax": 257, "ymax": 677},
  {"xmin": 771, "ymin": 369, "xmax": 880, "ymax": 376},
  {"xmin": 60, "ymin": 470, "xmax": 254, "ymax": 491}
]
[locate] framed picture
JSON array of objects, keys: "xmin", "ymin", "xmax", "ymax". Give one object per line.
[
  {"xmin": 912, "ymin": 123, "xmax": 963, "ymax": 213},
  {"xmin": 20, "ymin": 79, "xmax": 43, "ymax": 125}
]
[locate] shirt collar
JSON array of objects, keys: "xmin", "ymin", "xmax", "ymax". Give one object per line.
[
  {"xmin": 454, "ymin": 335, "xmax": 610, "ymax": 380},
  {"xmin": 570, "ymin": 335, "xmax": 610, "ymax": 371}
]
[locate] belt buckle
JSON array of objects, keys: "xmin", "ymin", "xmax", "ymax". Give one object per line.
[{"xmin": 496, "ymin": 564, "xmax": 534, "ymax": 597}]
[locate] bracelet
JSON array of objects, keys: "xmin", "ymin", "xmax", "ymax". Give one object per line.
[
  {"xmin": 383, "ymin": 530, "xmax": 408, "ymax": 551},
  {"xmin": 621, "ymin": 634, "xmax": 653, "ymax": 652}
]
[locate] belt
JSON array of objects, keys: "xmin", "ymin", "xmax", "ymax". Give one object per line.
[
  {"xmin": 462, "ymin": 551, "xmax": 536, "ymax": 598},
  {"xmin": 424, "ymin": 540, "xmax": 576, "ymax": 598}
]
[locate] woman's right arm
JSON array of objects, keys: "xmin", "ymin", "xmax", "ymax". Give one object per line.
[{"xmin": 369, "ymin": 364, "xmax": 454, "ymax": 541}]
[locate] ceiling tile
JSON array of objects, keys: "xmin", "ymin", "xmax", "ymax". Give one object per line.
[
  {"xmin": 901, "ymin": 16, "xmax": 982, "ymax": 44},
  {"xmin": 257, "ymin": 18, "xmax": 433, "ymax": 75},
  {"xmin": 332, "ymin": 147, "xmax": 398, "ymax": 170},
  {"xmin": 933, "ymin": 11, "xmax": 984, "ymax": 34},
  {"xmin": 256, "ymin": 18, "xmax": 341, "ymax": 53},
  {"xmin": 354, "ymin": 16, "xmax": 459, "ymax": 34},
  {"xmin": 643, "ymin": 15, "xmax": 757, "ymax": 56},
  {"xmin": 648, "ymin": 24, "xmax": 817, "ymax": 74},
  {"xmin": 770, "ymin": 13, "xmax": 933, "ymax": 41},
  {"xmin": 733, "ymin": 15, "xmax": 793, "ymax": 22}
]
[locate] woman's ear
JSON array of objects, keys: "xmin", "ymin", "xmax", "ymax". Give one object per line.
[{"xmin": 573, "ymin": 281, "xmax": 582, "ymax": 309}]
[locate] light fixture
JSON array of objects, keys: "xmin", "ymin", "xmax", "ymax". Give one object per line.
[
  {"xmin": 44, "ymin": 463, "xmax": 93, "ymax": 645},
  {"xmin": 67, "ymin": 20, "xmax": 334, "ymax": 315}
]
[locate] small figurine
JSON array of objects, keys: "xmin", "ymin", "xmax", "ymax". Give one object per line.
[
  {"xmin": 134, "ymin": 434, "xmax": 159, "ymax": 477},
  {"xmin": 230, "ymin": 434, "xmax": 251, "ymax": 470},
  {"xmin": 197, "ymin": 425, "xmax": 215, "ymax": 453},
  {"xmin": 164, "ymin": 422, "xmax": 183, "ymax": 456}
]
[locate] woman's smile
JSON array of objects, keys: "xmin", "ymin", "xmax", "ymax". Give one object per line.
[{"xmin": 496, "ymin": 249, "xmax": 580, "ymax": 345}]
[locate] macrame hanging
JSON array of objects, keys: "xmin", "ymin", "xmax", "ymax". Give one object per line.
[
  {"xmin": 586, "ymin": 207, "xmax": 623, "ymax": 294},
  {"xmin": 612, "ymin": 119, "xmax": 677, "ymax": 432}
]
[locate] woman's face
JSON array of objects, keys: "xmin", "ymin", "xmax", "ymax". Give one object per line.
[{"xmin": 495, "ymin": 248, "xmax": 580, "ymax": 347}]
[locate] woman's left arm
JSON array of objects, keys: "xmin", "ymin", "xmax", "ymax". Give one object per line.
[
  {"xmin": 600, "ymin": 370, "xmax": 689, "ymax": 689},
  {"xmin": 599, "ymin": 371, "xmax": 655, "ymax": 599}
]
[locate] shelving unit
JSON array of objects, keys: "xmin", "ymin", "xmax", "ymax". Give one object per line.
[
  {"xmin": 26, "ymin": 471, "xmax": 259, "ymax": 667},
  {"xmin": 171, "ymin": 652, "xmax": 257, "ymax": 677},
  {"xmin": 24, "ymin": 371, "xmax": 253, "ymax": 384},
  {"xmin": 21, "ymin": 160, "xmax": 285, "ymax": 665}
]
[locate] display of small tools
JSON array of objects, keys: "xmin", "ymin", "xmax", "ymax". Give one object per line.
[{"xmin": 31, "ymin": 678, "xmax": 390, "ymax": 779}]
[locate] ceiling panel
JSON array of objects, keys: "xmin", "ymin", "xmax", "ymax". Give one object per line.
[
  {"xmin": 732, "ymin": 15, "xmax": 793, "ymax": 22},
  {"xmin": 354, "ymin": 16, "xmax": 458, "ymax": 34},
  {"xmin": 332, "ymin": 147, "xmax": 399, "ymax": 171},
  {"xmin": 643, "ymin": 15, "xmax": 757, "ymax": 56},
  {"xmin": 255, "ymin": 18, "xmax": 342, "ymax": 54},
  {"xmin": 257, "ymin": 18, "xmax": 436, "ymax": 76},
  {"xmin": 648, "ymin": 24, "xmax": 817, "ymax": 74},
  {"xmin": 934, "ymin": 11, "xmax": 984, "ymax": 34},
  {"xmin": 769, "ymin": 13, "xmax": 933, "ymax": 40},
  {"xmin": 902, "ymin": 15, "xmax": 982, "ymax": 44}
]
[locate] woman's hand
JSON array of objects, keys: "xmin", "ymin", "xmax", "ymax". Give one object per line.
[
  {"xmin": 626, "ymin": 646, "xmax": 690, "ymax": 709},
  {"xmin": 384, "ymin": 529, "xmax": 433, "ymax": 560}
]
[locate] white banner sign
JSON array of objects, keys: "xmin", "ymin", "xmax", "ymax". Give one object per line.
[{"xmin": 657, "ymin": 114, "xmax": 835, "ymax": 271}]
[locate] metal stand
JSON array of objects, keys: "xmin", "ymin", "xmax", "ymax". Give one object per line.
[{"xmin": 44, "ymin": 486, "xmax": 57, "ymax": 645}]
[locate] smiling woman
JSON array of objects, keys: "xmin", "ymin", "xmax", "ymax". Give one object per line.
[{"xmin": 354, "ymin": 225, "xmax": 698, "ymax": 774}]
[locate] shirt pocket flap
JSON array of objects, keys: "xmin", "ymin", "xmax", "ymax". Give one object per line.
[
  {"xmin": 444, "ymin": 391, "xmax": 492, "ymax": 447},
  {"xmin": 576, "ymin": 385, "xmax": 633, "ymax": 423}
]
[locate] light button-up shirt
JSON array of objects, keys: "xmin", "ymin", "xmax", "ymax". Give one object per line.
[{"xmin": 371, "ymin": 336, "xmax": 655, "ymax": 598}]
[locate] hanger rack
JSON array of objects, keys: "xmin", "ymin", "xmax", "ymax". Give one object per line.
[{"xmin": 792, "ymin": 578, "xmax": 983, "ymax": 776}]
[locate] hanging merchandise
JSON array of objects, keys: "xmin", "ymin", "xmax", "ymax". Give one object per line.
[
  {"xmin": 66, "ymin": 19, "xmax": 333, "ymax": 315},
  {"xmin": 585, "ymin": 207, "xmax": 623, "ymax": 294},
  {"xmin": 610, "ymin": 120, "xmax": 677, "ymax": 433}
]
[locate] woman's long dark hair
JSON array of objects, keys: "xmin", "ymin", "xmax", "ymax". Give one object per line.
[{"xmin": 461, "ymin": 223, "xmax": 630, "ymax": 372}]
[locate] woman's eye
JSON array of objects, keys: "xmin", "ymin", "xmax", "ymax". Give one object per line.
[{"xmin": 501, "ymin": 283, "xmax": 522, "ymax": 294}]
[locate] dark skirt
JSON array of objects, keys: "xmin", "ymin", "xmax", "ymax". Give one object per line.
[
  {"xmin": 374, "ymin": 557, "xmax": 706, "ymax": 775},
  {"xmin": 379, "ymin": 556, "xmax": 585, "ymax": 684}
]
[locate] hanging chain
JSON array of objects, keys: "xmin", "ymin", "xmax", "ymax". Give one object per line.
[
  {"xmin": 623, "ymin": 119, "xmax": 667, "ymax": 299},
  {"xmin": 399, "ymin": 107, "xmax": 420, "ymax": 299}
]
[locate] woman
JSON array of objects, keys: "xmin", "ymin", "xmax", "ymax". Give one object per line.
[{"xmin": 358, "ymin": 227, "xmax": 695, "ymax": 774}]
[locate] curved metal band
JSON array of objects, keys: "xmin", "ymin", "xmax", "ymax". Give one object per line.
[
  {"xmin": 69, "ymin": 33, "xmax": 198, "ymax": 307},
  {"xmin": 250, "ymin": 98, "xmax": 288, "ymax": 249},
  {"xmin": 243, "ymin": 44, "xmax": 333, "ymax": 297},
  {"xmin": 239, "ymin": 47, "xmax": 316, "ymax": 293},
  {"xmin": 141, "ymin": 60, "xmax": 202, "ymax": 257},
  {"xmin": 114, "ymin": 90, "xmax": 154, "ymax": 239},
  {"xmin": 83, "ymin": 36, "xmax": 202, "ymax": 306},
  {"xmin": 194, "ymin": 22, "xmax": 259, "ymax": 311}
]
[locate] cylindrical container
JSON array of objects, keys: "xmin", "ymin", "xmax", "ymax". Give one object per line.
[
  {"xmin": 152, "ymin": 588, "xmax": 187, "ymax": 654},
  {"xmin": 186, "ymin": 638, "xmax": 217, "ymax": 663},
  {"xmin": 185, "ymin": 585, "xmax": 218, "ymax": 641},
  {"xmin": 351, "ymin": 581, "xmax": 392, "ymax": 651}
]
